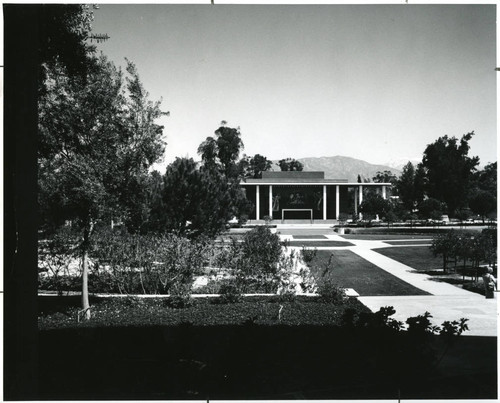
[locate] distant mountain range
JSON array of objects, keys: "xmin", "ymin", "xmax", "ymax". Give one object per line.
[{"xmin": 273, "ymin": 156, "xmax": 406, "ymax": 182}]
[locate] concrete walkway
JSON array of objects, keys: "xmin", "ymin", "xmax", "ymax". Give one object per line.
[{"xmin": 280, "ymin": 230, "xmax": 498, "ymax": 337}]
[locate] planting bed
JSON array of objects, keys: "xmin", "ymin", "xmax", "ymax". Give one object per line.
[{"xmin": 38, "ymin": 295, "xmax": 369, "ymax": 329}]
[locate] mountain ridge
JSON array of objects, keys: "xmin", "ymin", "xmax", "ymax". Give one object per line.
[{"xmin": 272, "ymin": 155, "xmax": 403, "ymax": 182}]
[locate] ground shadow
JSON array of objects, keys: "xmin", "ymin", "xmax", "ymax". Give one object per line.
[{"xmin": 38, "ymin": 323, "xmax": 497, "ymax": 400}]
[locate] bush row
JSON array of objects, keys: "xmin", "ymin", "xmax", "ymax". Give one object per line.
[{"xmin": 38, "ymin": 295, "xmax": 368, "ymax": 329}]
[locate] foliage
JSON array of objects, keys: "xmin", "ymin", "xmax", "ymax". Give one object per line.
[
  {"xmin": 359, "ymin": 193, "xmax": 392, "ymax": 220},
  {"xmin": 372, "ymin": 170, "xmax": 397, "ymax": 184},
  {"xmin": 396, "ymin": 162, "xmax": 426, "ymax": 211},
  {"xmin": 38, "ymin": 4, "xmax": 98, "ymax": 94},
  {"xmin": 38, "ymin": 227, "xmax": 80, "ymax": 294},
  {"xmin": 474, "ymin": 162, "xmax": 497, "ymax": 195},
  {"xmin": 198, "ymin": 124, "xmax": 244, "ymax": 179},
  {"xmin": 317, "ymin": 278, "xmax": 347, "ymax": 304},
  {"xmin": 217, "ymin": 281, "xmax": 244, "ymax": 304},
  {"xmin": 215, "ymin": 227, "xmax": 285, "ymax": 293},
  {"xmin": 238, "ymin": 153, "xmax": 273, "ymax": 179},
  {"xmin": 469, "ymin": 190, "xmax": 496, "ymax": 222},
  {"xmin": 92, "ymin": 230, "xmax": 210, "ymax": 295},
  {"xmin": 157, "ymin": 157, "xmax": 243, "ymax": 238},
  {"xmin": 421, "ymin": 132, "xmax": 479, "ymax": 214},
  {"xmin": 430, "ymin": 229, "xmax": 497, "ymax": 272},
  {"xmin": 277, "ymin": 158, "xmax": 303, "ymax": 171},
  {"xmin": 301, "ymin": 246, "xmax": 317, "ymax": 265},
  {"xmin": 38, "ymin": 54, "xmax": 167, "ymax": 317},
  {"xmin": 418, "ymin": 197, "xmax": 446, "ymax": 219}
]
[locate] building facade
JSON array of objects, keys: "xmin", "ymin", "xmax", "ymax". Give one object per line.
[{"xmin": 241, "ymin": 171, "xmax": 391, "ymax": 222}]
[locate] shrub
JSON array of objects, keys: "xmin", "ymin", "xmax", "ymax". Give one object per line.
[
  {"xmin": 217, "ymin": 281, "xmax": 243, "ymax": 304},
  {"xmin": 317, "ymin": 278, "xmax": 347, "ymax": 304},
  {"xmin": 240, "ymin": 226, "xmax": 282, "ymax": 275},
  {"xmin": 301, "ymin": 246, "xmax": 317, "ymax": 265},
  {"xmin": 92, "ymin": 230, "xmax": 211, "ymax": 295}
]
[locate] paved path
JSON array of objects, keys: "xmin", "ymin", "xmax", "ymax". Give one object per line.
[{"xmin": 280, "ymin": 230, "xmax": 498, "ymax": 337}]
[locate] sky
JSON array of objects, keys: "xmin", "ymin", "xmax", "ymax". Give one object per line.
[{"xmin": 91, "ymin": 3, "xmax": 497, "ymax": 171}]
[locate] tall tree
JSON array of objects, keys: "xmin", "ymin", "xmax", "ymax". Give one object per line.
[
  {"xmin": 396, "ymin": 162, "xmax": 417, "ymax": 211},
  {"xmin": 198, "ymin": 123, "xmax": 244, "ymax": 179},
  {"xmin": 239, "ymin": 153, "xmax": 273, "ymax": 179},
  {"xmin": 421, "ymin": 132, "xmax": 479, "ymax": 215},
  {"xmin": 38, "ymin": 56, "xmax": 167, "ymax": 319},
  {"xmin": 38, "ymin": 4, "xmax": 99, "ymax": 94},
  {"xmin": 277, "ymin": 158, "xmax": 303, "ymax": 171}
]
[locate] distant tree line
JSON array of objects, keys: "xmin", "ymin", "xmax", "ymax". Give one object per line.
[{"xmin": 360, "ymin": 132, "xmax": 496, "ymax": 223}]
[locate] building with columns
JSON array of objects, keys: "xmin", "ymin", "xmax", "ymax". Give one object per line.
[{"xmin": 241, "ymin": 171, "xmax": 391, "ymax": 223}]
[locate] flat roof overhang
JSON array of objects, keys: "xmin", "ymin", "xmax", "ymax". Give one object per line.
[{"xmin": 241, "ymin": 181, "xmax": 392, "ymax": 186}]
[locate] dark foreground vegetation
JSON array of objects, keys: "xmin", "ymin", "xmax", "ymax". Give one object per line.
[{"xmin": 38, "ymin": 298, "xmax": 495, "ymax": 400}]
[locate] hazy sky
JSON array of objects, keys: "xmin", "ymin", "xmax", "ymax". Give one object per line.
[{"xmin": 91, "ymin": 4, "xmax": 496, "ymax": 171}]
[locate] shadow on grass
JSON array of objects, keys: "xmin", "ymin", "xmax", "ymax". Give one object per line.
[{"xmin": 38, "ymin": 323, "xmax": 497, "ymax": 400}]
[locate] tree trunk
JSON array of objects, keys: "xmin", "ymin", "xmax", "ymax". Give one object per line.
[
  {"xmin": 81, "ymin": 222, "xmax": 94, "ymax": 320},
  {"xmin": 82, "ymin": 246, "xmax": 91, "ymax": 320}
]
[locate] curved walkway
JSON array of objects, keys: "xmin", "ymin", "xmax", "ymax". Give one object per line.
[{"xmin": 280, "ymin": 230, "xmax": 498, "ymax": 337}]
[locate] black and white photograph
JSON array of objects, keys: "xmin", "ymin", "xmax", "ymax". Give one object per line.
[{"xmin": 4, "ymin": 1, "xmax": 498, "ymax": 401}]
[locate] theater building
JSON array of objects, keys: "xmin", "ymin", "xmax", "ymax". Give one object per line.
[{"xmin": 240, "ymin": 171, "xmax": 391, "ymax": 223}]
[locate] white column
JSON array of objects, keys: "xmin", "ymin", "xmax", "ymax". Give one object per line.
[
  {"xmin": 335, "ymin": 185, "xmax": 340, "ymax": 220},
  {"xmin": 382, "ymin": 185, "xmax": 387, "ymax": 200},
  {"xmin": 256, "ymin": 185, "xmax": 260, "ymax": 220},
  {"xmin": 269, "ymin": 185, "xmax": 273, "ymax": 218},
  {"xmin": 354, "ymin": 188, "xmax": 358, "ymax": 215},
  {"xmin": 358, "ymin": 185, "xmax": 363, "ymax": 220},
  {"xmin": 323, "ymin": 185, "xmax": 327, "ymax": 220}
]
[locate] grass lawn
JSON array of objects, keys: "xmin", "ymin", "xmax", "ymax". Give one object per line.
[
  {"xmin": 374, "ymin": 246, "xmax": 444, "ymax": 272},
  {"xmin": 309, "ymin": 250, "xmax": 429, "ymax": 296},
  {"xmin": 381, "ymin": 240, "xmax": 432, "ymax": 245},
  {"xmin": 287, "ymin": 240, "xmax": 354, "ymax": 247},
  {"xmin": 340, "ymin": 234, "xmax": 433, "ymax": 241},
  {"xmin": 293, "ymin": 235, "xmax": 328, "ymax": 239}
]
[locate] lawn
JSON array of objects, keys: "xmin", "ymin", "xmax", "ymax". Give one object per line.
[
  {"xmin": 381, "ymin": 240, "xmax": 432, "ymax": 246},
  {"xmin": 287, "ymin": 240, "xmax": 354, "ymax": 247},
  {"xmin": 308, "ymin": 250, "xmax": 429, "ymax": 296},
  {"xmin": 374, "ymin": 246, "xmax": 444, "ymax": 272},
  {"xmin": 292, "ymin": 235, "xmax": 328, "ymax": 239},
  {"xmin": 340, "ymin": 234, "xmax": 433, "ymax": 241}
]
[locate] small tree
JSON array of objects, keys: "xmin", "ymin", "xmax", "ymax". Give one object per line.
[
  {"xmin": 38, "ymin": 56, "xmax": 167, "ymax": 319},
  {"xmin": 430, "ymin": 231, "xmax": 460, "ymax": 273}
]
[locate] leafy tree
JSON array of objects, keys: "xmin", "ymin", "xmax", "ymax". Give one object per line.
[
  {"xmin": 430, "ymin": 231, "xmax": 460, "ymax": 273},
  {"xmin": 38, "ymin": 56, "xmax": 167, "ymax": 319},
  {"xmin": 372, "ymin": 170, "xmax": 397, "ymax": 184},
  {"xmin": 469, "ymin": 191, "xmax": 496, "ymax": 223},
  {"xmin": 421, "ymin": 132, "xmax": 479, "ymax": 215},
  {"xmin": 198, "ymin": 124, "xmax": 244, "ymax": 179},
  {"xmin": 38, "ymin": 4, "xmax": 100, "ymax": 95},
  {"xmin": 475, "ymin": 162, "xmax": 497, "ymax": 195},
  {"xmin": 418, "ymin": 198, "xmax": 446, "ymax": 220},
  {"xmin": 239, "ymin": 153, "xmax": 273, "ymax": 179},
  {"xmin": 277, "ymin": 158, "xmax": 303, "ymax": 172},
  {"xmin": 359, "ymin": 194, "xmax": 393, "ymax": 221}
]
